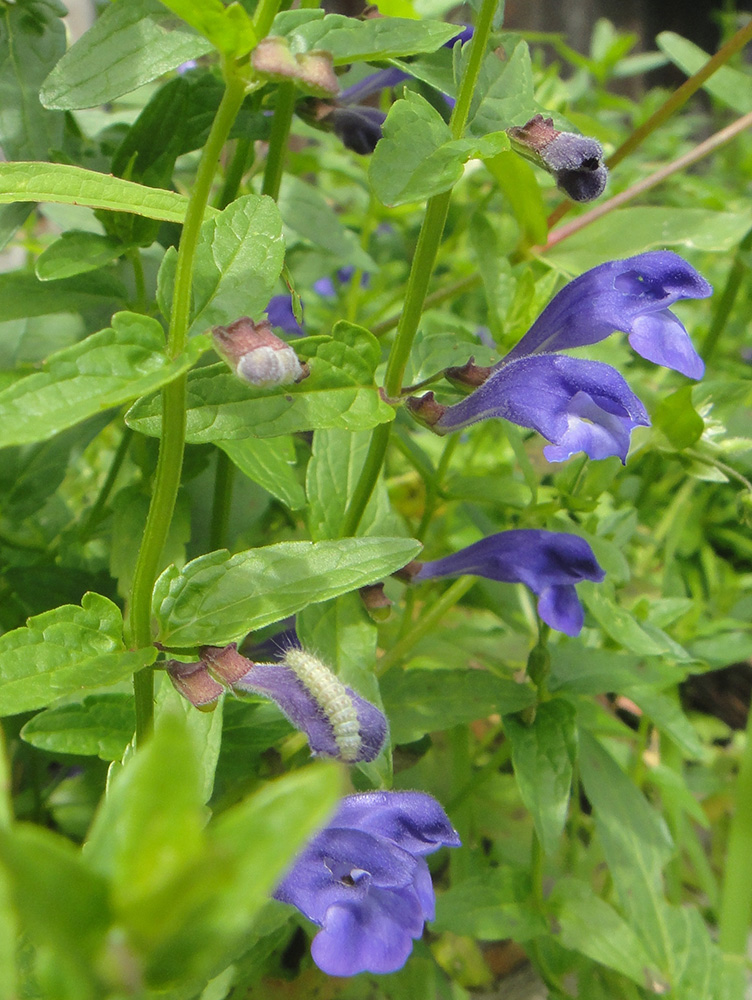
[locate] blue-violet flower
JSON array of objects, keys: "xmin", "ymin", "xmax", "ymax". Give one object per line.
[
  {"xmin": 274, "ymin": 791, "xmax": 460, "ymax": 976},
  {"xmin": 408, "ymin": 251, "xmax": 711, "ymax": 463},
  {"xmin": 411, "ymin": 529, "xmax": 604, "ymax": 636}
]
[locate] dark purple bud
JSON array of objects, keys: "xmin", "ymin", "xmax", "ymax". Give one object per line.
[
  {"xmin": 507, "ymin": 114, "xmax": 608, "ymax": 203},
  {"xmin": 339, "ymin": 66, "xmax": 411, "ymax": 106},
  {"xmin": 414, "ymin": 529, "xmax": 605, "ymax": 636},
  {"xmin": 213, "ymin": 316, "xmax": 308, "ymax": 388},
  {"xmin": 273, "ymin": 791, "xmax": 460, "ymax": 976},
  {"xmin": 329, "ymin": 105, "xmax": 386, "ymax": 155}
]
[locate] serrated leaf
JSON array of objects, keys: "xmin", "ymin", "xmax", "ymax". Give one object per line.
[
  {"xmin": 657, "ymin": 32, "xmax": 752, "ymax": 114},
  {"xmin": 20, "ymin": 694, "xmax": 134, "ymax": 760},
  {"xmin": 467, "ymin": 41, "xmax": 542, "ymax": 136},
  {"xmin": 381, "ymin": 668, "xmax": 536, "ymax": 744},
  {"xmin": 125, "ymin": 330, "xmax": 394, "ymax": 443},
  {"xmin": 188, "ymin": 193, "xmax": 285, "ymax": 336},
  {"xmin": 40, "ymin": 0, "xmax": 213, "ymax": 110},
  {"xmin": 548, "ymin": 878, "xmax": 660, "ymax": 988},
  {"xmin": 0, "ymin": 313, "xmax": 209, "ymax": 448},
  {"xmin": 370, "ymin": 91, "xmax": 509, "ymax": 206},
  {"xmin": 276, "ymin": 12, "xmax": 458, "ymax": 64},
  {"xmin": 159, "ymin": 0, "xmax": 256, "ymax": 56},
  {"xmin": 153, "ymin": 536, "xmax": 421, "ymax": 647},
  {"xmin": 278, "ymin": 176, "xmax": 373, "ymax": 270},
  {"xmin": 504, "ymin": 699, "xmax": 577, "ymax": 856},
  {"xmin": 0, "ymin": 0, "xmax": 65, "ymax": 160},
  {"xmin": 0, "ymin": 593, "xmax": 156, "ymax": 716},
  {"xmin": 35, "ymin": 230, "xmax": 129, "ymax": 280},
  {"xmin": 218, "ymin": 437, "xmax": 305, "ymax": 509},
  {"xmin": 0, "ymin": 162, "xmax": 205, "ymax": 223}
]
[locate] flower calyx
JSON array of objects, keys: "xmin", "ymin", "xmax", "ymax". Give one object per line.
[{"xmin": 213, "ymin": 316, "xmax": 309, "ymax": 388}]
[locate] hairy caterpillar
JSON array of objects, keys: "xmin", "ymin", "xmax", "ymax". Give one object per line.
[{"xmin": 284, "ymin": 649, "xmax": 362, "ymax": 762}]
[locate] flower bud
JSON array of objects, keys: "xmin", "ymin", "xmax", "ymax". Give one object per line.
[
  {"xmin": 329, "ymin": 105, "xmax": 386, "ymax": 154},
  {"xmin": 252, "ymin": 36, "xmax": 339, "ymax": 98},
  {"xmin": 507, "ymin": 114, "xmax": 607, "ymax": 203},
  {"xmin": 166, "ymin": 660, "xmax": 223, "ymax": 710},
  {"xmin": 213, "ymin": 317, "xmax": 308, "ymax": 388}
]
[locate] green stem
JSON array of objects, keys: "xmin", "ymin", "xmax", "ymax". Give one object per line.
[
  {"xmin": 531, "ymin": 829, "xmax": 545, "ymax": 909},
  {"xmin": 252, "ymin": 0, "xmax": 284, "ymax": 42},
  {"xmin": 370, "ymin": 273, "xmax": 480, "ymax": 338},
  {"xmin": 216, "ymin": 135, "xmax": 254, "ymax": 210},
  {"xmin": 126, "ymin": 68, "xmax": 247, "ymax": 745},
  {"xmin": 79, "ymin": 426, "xmax": 132, "ymax": 540},
  {"xmin": 210, "ymin": 449, "xmax": 235, "ymax": 551},
  {"xmin": 341, "ymin": 0, "xmax": 498, "ymax": 535},
  {"xmin": 377, "ymin": 576, "xmax": 476, "ymax": 675},
  {"xmin": 718, "ymin": 699, "xmax": 752, "ymax": 953},
  {"xmin": 447, "ymin": 738, "xmax": 512, "ymax": 812},
  {"xmin": 262, "ymin": 82, "xmax": 296, "ymax": 200},
  {"xmin": 128, "ymin": 249, "xmax": 147, "ymax": 313},
  {"xmin": 701, "ymin": 226, "xmax": 752, "ymax": 363}
]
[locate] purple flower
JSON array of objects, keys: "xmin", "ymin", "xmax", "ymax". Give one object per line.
[
  {"xmin": 274, "ymin": 791, "xmax": 461, "ymax": 976},
  {"xmin": 412, "ymin": 529, "xmax": 605, "ymax": 636},
  {"xmin": 203, "ymin": 645, "xmax": 388, "ymax": 764},
  {"xmin": 313, "ymin": 266, "xmax": 370, "ymax": 298},
  {"xmin": 408, "ymin": 252, "xmax": 711, "ymax": 463}
]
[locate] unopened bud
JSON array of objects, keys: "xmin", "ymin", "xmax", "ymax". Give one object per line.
[
  {"xmin": 406, "ymin": 391, "xmax": 448, "ymax": 431},
  {"xmin": 166, "ymin": 660, "xmax": 223, "ymax": 710},
  {"xmin": 359, "ymin": 583, "xmax": 393, "ymax": 622},
  {"xmin": 213, "ymin": 317, "xmax": 308, "ymax": 388},
  {"xmin": 507, "ymin": 114, "xmax": 607, "ymax": 203},
  {"xmin": 444, "ymin": 357, "xmax": 494, "ymax": 391},
  {"xmin": 252, "ymin": 37, "xmax": 339, "ymax": 98}
]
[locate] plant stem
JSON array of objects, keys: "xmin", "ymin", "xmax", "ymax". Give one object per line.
[
  {"xmin": 718, "ymin": 701, "xmax": 752, "ymax": 953},
  {"xmin": 127, "ymin": 68, "xmax": 248, "ymax": 745},
  {"xmin": 262, "ymin": 82, "xmax": 296, "ymax": 200},
  {"xmin": 341, "ymin": 0, "xmax": 498, "ymax": 535},
  {"xmin": 253, "ymin": 0, "xmax": 284, "ymax": 42},
  {"xmin": 541, "ymin": 110, "xmax": 752, "ymax": 253},
  {"xmin": 217, "ymin": 135, "xmax": 254, "ymax": 210},
  {"xmin": 209, "ymin": 449, "xmax": 235, "ymax": 551},
  {"xmin": 377, "ymin": 576, "xmax": 476, "ymax": 675},
  {"xmin": 128, "ymin": 248, "xmax": 147, "ymax": 313},
  {"xmin": 447, "ymin": 737, "xmax": 512, "ymax": 812},
  {"xmin": 701, "ymin": 226, "xmax": 752, "ymax": 363},
  {"xmin": 370, "ymin": 272, "xmax": 481, "ymax": 338}
]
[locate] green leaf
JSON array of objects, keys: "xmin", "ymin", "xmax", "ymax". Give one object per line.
[
  {"xmin": 544, "ymin": 207, "xmax": 752, "ymax": 271},
  {"xmin": 0, "ymin": 313, "xmax": 209, "ymax": 448},
  {"xmin": 307, "ymin": 427, "xmax": 401, "ymax": 539},
  {"xmin": 579, "ymin": 582, "xmax": 692, "ymax": 660},
  {"xmin": 20, "ymin": 694, "xmax": 134, "ymax": 761},
  {"xmin": 381, "ymin": 668, "xmax": 536, "ymax": 744},
  {"xmin": 433, "ymin": 867, "xmax": 547, "ymax": 940},
  {"xmin": 0, "ymin": 865, "xmax": 16, "ymax": 1000},
  {"xmin": 0, "ymin": 270, "xmax": 127, "ymax": 321},
  {"xmin": 155, "ymin": 676, "xmax": 224, "ymax": 804},
  {"xmin": 467, "ymin": 41, "xmax": 542, "ymax": 137},
  {"xmin": 278, "ymin": 176, "xmax": 373, "ymax": 270},
  {"xmin": 188, "ymin": 193, "xmax": 285, "ymax": 336},
  {"xmin": 125, "ymin": 331, "xmax": 394, "ymax": 443},
  {"xmin": 35, "ymin": 231, "xmax": 129, "ymax": 281},
  {"xmin": 0, "ymin": 0, "xmax": 65, "ymax": 160},
  {"xmin": 548, "ymin": 878, "xmax": 660, "ymax": 988},
  {"xmin": 654, "ymin": 384, "xmax": 704, "ymax": 449},
  {"xmin": 0, "ymin": 162, "xmax": 204, "ymax": 223},
  {"xmin": 548, "ymin": 640, "xmax": 685, "ymax": 695},
  {"xmin": 484, "ymin": 150, "xmax": 547, "ymax": 245},
  {"xmin": 276, "ymin": 12, "xmax": 459, "ymax": 64},
  {"xmin": 218, "ymin": 437, "xmax": 305, "ymax": 509},
  {"xmin": 84, "ymin": 712, "xmax": 206, "ymax": 919},
  {"xmin": 40, "ymin": 0, "xmax": 213, "ymax": 110},
  {"xmin": 0, "ymin": 824, "xmax": 111, "ymax": 991},
  {"xmin": 370, "ymin": 91, "xmax": 509, "ymax": 206},
  {"xmin": 578, "ymin": 729, "xmax": 674, "ymax": 973},
  {"xmin": 657, "ymin": 32, "xmax": 752, "ymax": 114},
  {"xmin": 504, "ymin": 699, "xmax": 577, "ymax": 856},
  {"xmin": 627, "ymin": 686, "xmax": 704, "ymax": 758},
  {"xmin": 158, "ymin": 0, "xmax": 256, "ymax": 56},
  {"xmin": 0, "ymin": 593, "xmax": 156, "ymax": 716},
  {"xmin": 153, "ymin": 536, "xmax": 422, "ymax": 648}
]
